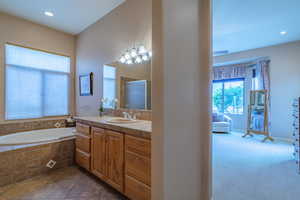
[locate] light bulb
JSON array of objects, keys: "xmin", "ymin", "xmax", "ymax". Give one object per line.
[
  {"xmin": 119, "ymin": 56, "xmax": 126, "ymax": 63},
  {"xmin": 135, "ymin": 56, "xmax": 142, "ymax": 63},
  {"xmin": 149, "ymin": 51, "xmax": 152, "ymax": 57},
  {"xmin": 126, "ymin": 59, "xmax": 133, "ymax": 65},
  {"xmin": 280, "ymin": 31, "xmax": 287, "ymax": 35},
  {"xmin": 125, "ymin": 52, "xmax": 131, "ymax": 60},
  {"xmin": 142, "ymin": 55, "xmax": 149, "ymax": 61},
  {"xmin": 138, "ymin": 46, "xmax": 146, "ymax": 54},
  {"xmin": 44, "ymin": 11, "xmax": 54, "ymax": 17},
  {"xmin": 131, "ymin": 48, "xmax": 138, "ymax": 58}
]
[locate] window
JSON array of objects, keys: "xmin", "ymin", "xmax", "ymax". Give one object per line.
[
  {"xmin": 103, "ymin": 65, "xmax": 116, "ymax": 108},
  {"xmin": 5, "ymin": 44, "xmax": 70, "ymax": 120},
  {"xmin": 212, "ymin": 78, "xmax": 244, "ymax": 114}
]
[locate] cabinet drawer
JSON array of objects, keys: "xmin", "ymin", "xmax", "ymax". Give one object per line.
[
  {"xmin": 125, "ymin": 135, "xmax": 151, "ymax": 158},
  {"xmin": 76, "ymin": 134, "xmax": 90, "ymax": 153},
  {"xmin": 125, "ymin": 175, "xmax": 151, "ymax": 200},
  {"xmin": 125, "ymin": 151, "xmax": 151, "ymax": 186},
  {"xmin": 76, "ymin": 123, "xmax": 90, "ymax": 136},
  {"xmin": 76, "ymin": 149, "xmax": 90, "ymax": 171}
]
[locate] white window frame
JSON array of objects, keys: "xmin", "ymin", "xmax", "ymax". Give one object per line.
[
  {"xmin": 4, "ymin": 43, "xmax": 71, "ymax": 120},
  {"xmin": 103, "ymin": 65, "xmax": 117, "ymax": 109}
]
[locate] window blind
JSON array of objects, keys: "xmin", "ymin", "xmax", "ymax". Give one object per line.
[{"xmin": 5, "ymin": 44, "xmax": 70, "ymax": 120}]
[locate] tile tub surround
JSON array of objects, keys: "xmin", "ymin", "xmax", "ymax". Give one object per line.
[
  {"xmin": 0, "ymin": 118, "xmax": 67, "ymax": 136},
  {"xmin": 0, "ymin": 139, "xmax": 75, "ymax": 187},
  {"xmin": 105, "ymin": 108, "xmax": 152, "ymax": 121},
  {"xmin": 75, "ymin": 116, "xmax": 151, "ymax": 139}
]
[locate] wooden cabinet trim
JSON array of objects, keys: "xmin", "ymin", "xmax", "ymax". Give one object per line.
[
  {"xmin": 76, "ymin": 123, "xmax": 91, "ymax": 136},
  {"xmin": 125, "ymin": 175, "xmax": 151, "ymax": 200},
  {"xmin": 75, "ymin": 148, "xmax": 90, "ymax": 171},
  {"xmin": 75, "ymin": 134, "xmax": 91, "ymax": 153},
  {"xmin": 106, "ymin": 130, "xmax": 124, "ymax": 193},
  {"xmin": 125, "ymin": 151, "xmax": 151, "ymax": 186},
  {"xmin": 91, "ymin": 127, "xmax": 107, "ymax": 180},
  {"xmin": 92, "ymin": 127, "xmax": 105, "ymax": 133},
  {"xmin": 125, "ymin": 135, "xmax": 151, "ymax": 158}
]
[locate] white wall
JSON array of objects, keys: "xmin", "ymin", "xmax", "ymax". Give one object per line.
[
  {"xmin": 214, "ymin": 41, "xmax": 300, "ymax": 139},
  {"xmin": 152, "ymin": 0, "xmax": 211, "ymax": 199}
]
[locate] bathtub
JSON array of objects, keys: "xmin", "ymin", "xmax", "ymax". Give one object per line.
[
  {"xmin": 0, "ymin": 127, "xmax": 76, "ymax": 187},
  {"xmin": 0, "ymin": 128, "xmax": 76, "ymax": 146}
]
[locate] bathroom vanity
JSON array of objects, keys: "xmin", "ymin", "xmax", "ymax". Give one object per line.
[{"xmin": 74, "ymin": 116, "xmax": 151, "ymax": 200}]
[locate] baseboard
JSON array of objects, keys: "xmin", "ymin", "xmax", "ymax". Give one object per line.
[{"xmin": 272, "ymin": 136, "xmax": 293, "ymax": 143}]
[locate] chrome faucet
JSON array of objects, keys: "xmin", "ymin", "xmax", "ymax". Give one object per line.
[
  {"xmin": 123, "ymin": 112, "xmax": 131, "ymax": 119},
  {"xmin": 122, "ymin": 112, "xmax": 137, "ymax": 120}
]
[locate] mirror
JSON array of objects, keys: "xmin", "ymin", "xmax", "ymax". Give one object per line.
[
  {"xmin": 248, "ymin": 90, "xmax": 267, "ymax": 132},
  {"xmin": 103, "ymin": 61, "xmax": 151, "ymax": 110}
]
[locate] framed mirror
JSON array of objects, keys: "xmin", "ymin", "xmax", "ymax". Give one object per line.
[
  {"xmin": 102, "ymin": 60, "xmax": 151, "ymax": 110},
  {"xmin": 244, "ymin": 90, "xmax": 273, "ymax": 142}
]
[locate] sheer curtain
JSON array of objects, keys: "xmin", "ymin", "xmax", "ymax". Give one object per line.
[{"xmin": 5, "ymin": 44, "xmax": 70, "ymax": 120}]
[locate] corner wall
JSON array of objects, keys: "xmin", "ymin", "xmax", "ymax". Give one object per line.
[
  {"xmin": 152, "ymin": 0, "xmax": 211, "ymax": 199},
  {"xmin": 214, "ymin": 41, "xmax": 300, "ymax": 139}
]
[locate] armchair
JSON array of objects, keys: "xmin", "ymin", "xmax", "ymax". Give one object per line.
[{"xmin": 212, "ymin": 112, "xmax": 232, "ymax": 133}]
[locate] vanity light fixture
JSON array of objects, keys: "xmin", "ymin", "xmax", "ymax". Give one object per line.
[
  {"xmin": 142, "ymin": 55, "xmax": 149, "ymax": 61},
  {"xmin": 44, "ymin": 11, "xmax": 54, "ymax": 17},
  {"xmin": 138, "ymin": 46, "xmax": 147, "ymax": 54},
  {"xmin": 130, "ymin": 48, "xmax": 138, "ymax": 58},
  {"xmin": 119, "ymin": 45, "xmax": 152, "ymax": 65},
  {"xmin": 135, "ymin": 56, "xmax": 142, "ymax": 64},
  {"xmin": 119, "ymin": 56, "xmax": 126, "ymax": 63},
  {"xmin": 124, "ymin": 52, "xmax": 131, "ymax": 60},
  {"xmin": 280, "ymin": 31, "xmax": 287, "ymax": 35},
  {"xmin": 126, "ymin": 59, "xmax": 133, "ymax": 65}
]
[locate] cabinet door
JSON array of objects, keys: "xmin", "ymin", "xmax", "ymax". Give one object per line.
[
  {"xmin": 106, "ymin": 130, "xmax": 124, "ymax": 193},
  {"xmin": 75, "ymin": 149, "xmax": 90, "ymax": 171},
  {"xmin": 91, "ymin": 127, "xmax": 107, "ymax": 179},
  {"xmin": 125, "ymin": 151, "xmax": 151, "ymax": 186},
  {"xmin": 76, "ymin": 133, "xmax": 90, "ymax": 153},
  {"xmin": 125, "ymin": 175, "xmax": 151, "ymax": 200}
]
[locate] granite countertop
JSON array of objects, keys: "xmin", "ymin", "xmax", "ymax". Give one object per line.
[{"xmin": 74, "ymin": 116, "xmax": 151, "ymax": 139}]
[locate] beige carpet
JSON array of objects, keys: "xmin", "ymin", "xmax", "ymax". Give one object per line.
[{"xmin": 213, "ymin": 132, "xmax": 299, "ymax": 200}]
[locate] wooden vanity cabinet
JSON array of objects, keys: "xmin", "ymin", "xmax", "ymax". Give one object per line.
[
  {"xmin": 125, "ymin": 135, "xmax": 151, "ymax": 200},
  {"xmin": 91, "ymin": 127, "xmax": 107, "ymax": 179},
  {"xmin": 91, "ymin": 128, "xmax": 124, "ymax": 193},
  {"xmin": 75, "ymin": 121, "xmax": 151, "ymax": 200},
  {"xmin": 75, "ymin": 123, "xmax": 91, "ymax": 171}
]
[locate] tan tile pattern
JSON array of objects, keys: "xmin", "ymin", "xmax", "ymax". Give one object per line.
[
  {"xmin": 0, "ymin": 139, "xmax": 75, "ymax": 187},
  {"xmin": 0, "ymin": 119, "xmax": 67, "ymax": 136},
  {"xmin": 0, "ymin": 167, "xmax": 126, "ymax": 200}
]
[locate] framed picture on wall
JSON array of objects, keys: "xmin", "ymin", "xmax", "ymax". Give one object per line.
[{"xmin": 79, "ymin": 72, "xmax": 93, "ymax": 96}]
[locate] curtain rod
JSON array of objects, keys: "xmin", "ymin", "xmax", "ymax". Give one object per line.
[{"xmin": 213, "ymin": 56, "xmax": 270, "ymax": 68}]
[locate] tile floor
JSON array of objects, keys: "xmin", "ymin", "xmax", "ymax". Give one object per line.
[{"xmin": 0, "ymin": 166, "xmax": 127, "ymax": 200}]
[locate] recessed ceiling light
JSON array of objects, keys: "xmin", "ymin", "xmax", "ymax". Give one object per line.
[
  {"xmin": 280, "ymin": 31, "xmax": 287, "ymax": 35},
  {"xmin": 44, "ymin": 11, "xmax": 54, "ymax": 17}
]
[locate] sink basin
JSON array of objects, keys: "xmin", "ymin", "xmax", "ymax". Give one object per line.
[{"xmin": 106, "ymin": 118, "xmax": 138, "ymax": 124}]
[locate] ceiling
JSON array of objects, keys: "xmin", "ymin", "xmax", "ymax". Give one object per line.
[
  {"xmin": 0, "ymin": 0, "xmax": 125, "ymax": 35},
  {"xmin": 213, "ymin": 0, "xmax": 300, "ymax": 54},
  {"xmin": 0, "ymin": 0, "xmax": 299, "ymax": 52}
]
